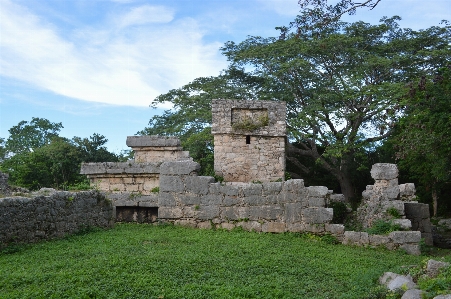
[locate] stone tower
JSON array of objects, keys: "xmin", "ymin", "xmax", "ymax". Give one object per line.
[{"xmin": 211, "ymin": 99, "xmax": 286, "ymax": 182}]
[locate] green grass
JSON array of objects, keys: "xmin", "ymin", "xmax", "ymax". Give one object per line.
[{"xmin": 0, "ymin": 224, "xmax": 444, "ymax": 299}]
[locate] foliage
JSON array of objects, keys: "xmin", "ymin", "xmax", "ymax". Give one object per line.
[
  {"xmin": 386, "ymin": 207, "xmax": 401, "ymax": 219},
  {"xmin": 150, "ymin": 186, "xmax": 160, "ymax": 193},
  {"xmin": 329, "ymin": 201, "xmax": 349, "ymax": 224},
  {"xmin": 0, "ymin": 118, "xmax": 119, "ymax": 190},
  {"xmin": 0, "ymin": 223, "xmax": 430, "ymax": 299},
  {"xmin": 4, "ymin": 117, "xmax": 63, "ymax": 155},
  {"xmin": 393, "ymin": 67, "xmax": 451, "ymax": 216},
  {"xmin": 366, "ymin": 220, "xmax": 402, "ymax": 235},
  {"xmin": 222, "ymin": 15, "xmax": 450, "ymax": 200}
]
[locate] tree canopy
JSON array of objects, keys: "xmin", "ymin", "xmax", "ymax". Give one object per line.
[
  {"xmin": 143, "ymin": 11, "xmax": 450, "ymax": 201},
  {"xmin": 0, "ymin": 118, "xmax": 120, "ymax": 190}
]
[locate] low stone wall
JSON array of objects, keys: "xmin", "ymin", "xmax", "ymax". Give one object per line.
[
  {"xmin": 343, "ymin": 230, "xmax": 422, "ymax": 255},
  {"xmin": 155, "ymin": 160, "xmax": 343, "ymax": 234},
  {"xmin": 0, "ymin": 190, "xmax": 114, "ymax": 247}
]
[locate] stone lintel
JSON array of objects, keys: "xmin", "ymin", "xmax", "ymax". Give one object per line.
[{"xmin": 126, "ymin": 136, "xmax": 181, "ymax": 147}]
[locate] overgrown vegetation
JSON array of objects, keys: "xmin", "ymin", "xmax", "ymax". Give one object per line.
[
  {"xmin": 1, "ymin": 224, "xmax": 438, "ymax": 299},
  {"xmin": 366, "ymin": 220, "xmax": 402, "ymax": 235}
]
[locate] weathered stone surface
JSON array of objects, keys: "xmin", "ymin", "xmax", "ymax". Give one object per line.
[
  {"xmin": 262, "ymin": 222, "xmax": 286, "ymax": 233},
  {"xmin": 433, "ymin": 295, "xmax": 451, "ymax": 299},
  {"xmin": 400, "ymin": 244, "xmax": 421, "ymax": 255},
  {"xmin": 284, "ymin": 203, "xmax": 302, "ymax": 223},
  {"xmin": 175, "ymin": 219, "xmax": 197, "ymax": 228},
  {"xmin": 158, "ymin": 207, "xmax": 183, "ymax": 219},
  {"xmin": 242, "ymin": 184, "xmax": 263, "ymax": 196},
  {"xmin": 159, "ymin": 176, "xmax": 184, "ymax": 193},
  {"xmin": 401, "ymin": 289, "xmax": 425, "ymax": 299},
  {"xmin": 307, "ymin": 186, "xmax": 328, "ymax": 197},
  {"xmin": 197, "ymin": 206, "xmax": 220, "ymax": 220},
  {"xmin": 126, "ymin": 135, "xmax": 181, "ymax": 147},
  {"xmin": 158, "ymin": 193, "xmax": 176, "ymax": 207},
  {"xmin": 262, "ymin": 182, "xmax": 282, "ymax": 195},
  {"xmin": 371, "ymin": 163, "xmax": 399, "ymax": 180},
  {"xmin": 301, "ymin": 208, "xmax": 333, "ymax": 224},
  {"xmin": 343, "ymin": 231, "xmax": 369, "ymax": 246},
  {"xmin": 389, "ymin": 231, "xmax": 422, "ymax": 244},
  {"xmin": 160, "ymin": 161, "xmax": 200, "ymax": 175},
  {"xmin": 197, "ymin": 221, "xmax": 212, "ymax": 229},
  {"xmin": 302, "ymin": 224, "xmax": 325, "ymax": 233},
  {"xmin": 427, "ymin": 259, "xmax": 450, "ymax": 278},
  {"xmin": 369, "ymin": 234, "xmax": 390, "ymax": 246},
  {"xmin": 325, "ymin": 224, "xmax": 345, "ymax": 235},
  {"xmin": 308, "ymin": 197, "xmax": 326, "ymax": 207},
  {"xmin": 379, "ymin": 272, "xmax": 417, "ymax": 291},
  {"xmin": 220, "ymin": 222, "xmax": 235, "ymax": 231},
  {"xmin": 184, "ymin": 176, "xmax": 215, "ymax": 195},
  {"xmin": 282, "ymin": 179, "xmax": 305, "ymax": 192},
  {"xmin": 393, "ymin": 219, "xmax": 412, "ymax": 230},
  {"xmin": 0, "ymin": 191, "xmax": 113, "ymax": 246},
  {"xmin": 237, "ymin": 221, "xmax": 262, "ymax": 232}
]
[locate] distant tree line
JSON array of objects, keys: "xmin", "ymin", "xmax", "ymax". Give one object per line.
[{"xmin": 0, "ymin": 117, "xmax": 129, "ymax": 191}]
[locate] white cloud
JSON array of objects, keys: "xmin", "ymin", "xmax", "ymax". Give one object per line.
[
  {"xmin": 117, "ymin": 5, "xmax": 174, "ymax": 28},
  {"xmin": 0, "ymin": 0, "xmax": 226, "ymax": 107}
]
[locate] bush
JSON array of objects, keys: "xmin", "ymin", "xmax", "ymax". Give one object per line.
[{"xmin": 366, "ymin": 220, "xmax": 402, "ymax": 235}]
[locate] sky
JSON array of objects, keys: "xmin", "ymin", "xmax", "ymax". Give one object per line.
[{"xmin": 1, "ymin": 0, "xmax": 450, "ymax": 154}]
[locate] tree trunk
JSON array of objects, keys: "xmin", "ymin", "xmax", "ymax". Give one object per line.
[
  {"xmin": 432, "ymin": 187, "xmax": 438, "ymax": 217},
  {"xmin": 337, "ymin": 173, "xmax": 356, "ymax": 202}
]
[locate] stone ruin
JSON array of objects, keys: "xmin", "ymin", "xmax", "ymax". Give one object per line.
[{"xmin": 78, "ymin": 99, "xmax": 437, "ymax": 254}]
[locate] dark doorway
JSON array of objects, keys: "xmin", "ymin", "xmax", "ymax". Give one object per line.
[{"xmin": 116, "ymin": 206, "xmax": 158, "ymax": 223}]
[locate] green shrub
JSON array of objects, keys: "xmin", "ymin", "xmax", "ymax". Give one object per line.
[
  {"xmin": 366, "ymin": 220, "xmax": 402, "ymax": 235},
  {"xmin": 151, "ymin": 187, "xmax": 160, "ymax": 193},
  {"xmin": 386, "ymin": 207, "xmax": 401, "ymax": 219}
]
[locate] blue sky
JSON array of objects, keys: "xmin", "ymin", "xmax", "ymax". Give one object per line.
[{"xmin": 1, "ymin": 0, "xmax": 450, "ymax": 153}]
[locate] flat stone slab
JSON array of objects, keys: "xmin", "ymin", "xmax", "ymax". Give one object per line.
[{"xmin": 126, "ymin": 135, "xmax": 181, "ymax": 147}]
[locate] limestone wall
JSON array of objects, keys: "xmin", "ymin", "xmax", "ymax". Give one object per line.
[
  {"xmin": 126, "ymin": 136, "xmax": 190, "ymax": 163},
  {"xmin": 155, "ymin": 160, "xmax": 343, "ymax": 234},
  {"xmin": 0, "ymin": 190, "xmax": 114, "ymax": 247},
  {"xmin": 212, "ymin": 99, "xmax": 286, "ymax": 183}
]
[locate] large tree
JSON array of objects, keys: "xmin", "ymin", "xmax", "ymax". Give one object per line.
[
  {"xmin": 144, "ymin": 15, "xmax": 450, "ymax": 200},
  {"xmin": 220, "ymin": 15, "xmax": 450, "ymax": 200},
  {"xmin": 394, "ymin": 66, "xmax": 451, "ymax": 216}
]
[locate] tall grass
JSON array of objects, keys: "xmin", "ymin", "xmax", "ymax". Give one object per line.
[{"xmin": 0, "ymin": 224, "xmax": 436, "ymax": 299}]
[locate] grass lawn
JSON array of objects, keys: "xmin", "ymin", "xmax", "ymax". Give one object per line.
[{"xmin": 0, "ymin": 223, "xmax": 446, "ymax": 299}]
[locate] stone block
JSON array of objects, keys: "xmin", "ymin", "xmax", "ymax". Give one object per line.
[
  {"xmin": 158, "ymin": 193, "xmax": 176, "ymax": 207},
  {"xmin": 392, "ymin": 219, "xmax": 412, "ymax": 230},
  {"xmin": 308, "ymin": 197, "xmax": 326, "ymax": 207},
  {"xmin": 301, "ymin": 208, "xmax": 333, "ymax": 224},
  {"xmin": 185, "ymin": 176, "xmax": 215, "ymax": 195},
  {"xmin": 242, "ymin": 184, "xmax": 262, "ymax": 196},
  {"xmin": 400, "ymin": 244, "xmax": 421, "ymax": 255},
  {"xmin": 328, "ymin": 194, "xmax": 346, "ymax": 203},
  {"xmin": 369, "ymin": 234, "xmax": 390, "ymax": 246},
  {"xmin": 262, "ymin": 222, "xmax": 286, "ymax": 233},
  {"xmin": 201, "ymin": 194, "xmax": 222, "ymax": 205},
  {"xmin": 389, "ymin": 231, "xmax": 422, "ymax": 244},
  {"xmin": 284, "ymin": 203, "xmax": 302, "ymax": 223},
  {"xmin": 180, "ymin": 194, "xmax": 201, "ymax": 206},
  {"xmin": 303, "ymin": 223, "xmax": 326, "ymax": 233},
  {"xmin": 197, "ymin": 221, "xmax": 212, "ymax": 229},
  {"xmin": 197, "ymin": 205, "xmax": 220, "ymax": 220},
  {"xmin": 221, "ymin": 222, "xmax": 235, "ymax": 231},
  {"xmin": 262, "ymin": 182, "xmax": 282, "ymax": 195},
  {"xmin": 371, "ymin": 163, "xmax": 399, "ymax": 180},
  {"xmin": 249, "ymin": 206, "xmax": 281, "ymax": 220},
  {"xmin": 286, "ymin": 223, "xmax": 304, "ymax": 232},
  {"xmin": 160, "ymin": 161, "xmax": 200, "ymax": 175},
  {"xmin": 282, "ymin": 179, "xmax": 305, "ymax": 192},
  {"xmin": 126, "ymin": 135, "xmax": 181, "ymax": 147},
  {"xmin": 175, "ymin": 219, "xmax": 197, "ymax": 228},
  {"xmin": 237, "ymin": 221, "xmax": 262, "ymax": 232},
  {"xmin": 158, "ymin": 207, "xmax": 183, "ymax": 219},
  {"xmin": 426, "ymin": 259, "xmax": 450, "ymax": 278},
  {"xmin": 222, "ymin": 195, "xmax": 240, "ymax": 206},
  {"xmin": 243, "ymin": 195, "xmax": 265, "ymax": 206},
  {"xmin": 399, "ymin": 183, "xmax": 416, "ymax": 197},
  {"xmin": 325, "ymin": 224, "xmax": 345, "ymax": 235},
  {"xmin": 405, "ymin": 203, "xmax": 430, "ymax": 220},
  {"xmin": 381, "ymin": 186, "xmax": 400, "ymax": 199},
  {"xmin": 159, "ymin": 176, "xmax": 184, "ymax": 193},
  {"xmin": 343, "ymin": 231, "xmax": 369, "ymax": 246},
  {"xmin": 307, "ymin": 186, "xmax": 328, "ymax": 197},
  {"xmin": 401, "ymin": 289, "xmax": 425, "ymax": 299}
]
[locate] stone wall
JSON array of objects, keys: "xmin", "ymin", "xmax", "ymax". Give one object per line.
[
  {"xmin": 126, "ymin": 135, "xmax": 190, "ymax": 163},
  {"xmin": 0, "ymin": 190, "xmax": 114, "ymax": 247},
  {"xmin": 212, "ymin": 99, "xmax": 286, "ymax": 182},
  {"xmin": 0, "ymin": 172, "xmax": 9, "ymax": 195},
  {"xmin": 155, "ymin": 160, "xmax": 343, "ymax": 234}
]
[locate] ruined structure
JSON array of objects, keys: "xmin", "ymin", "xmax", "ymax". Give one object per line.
[{"xmin": 212, "ymin": 99, "xmax": 286, "ymax": 182}]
